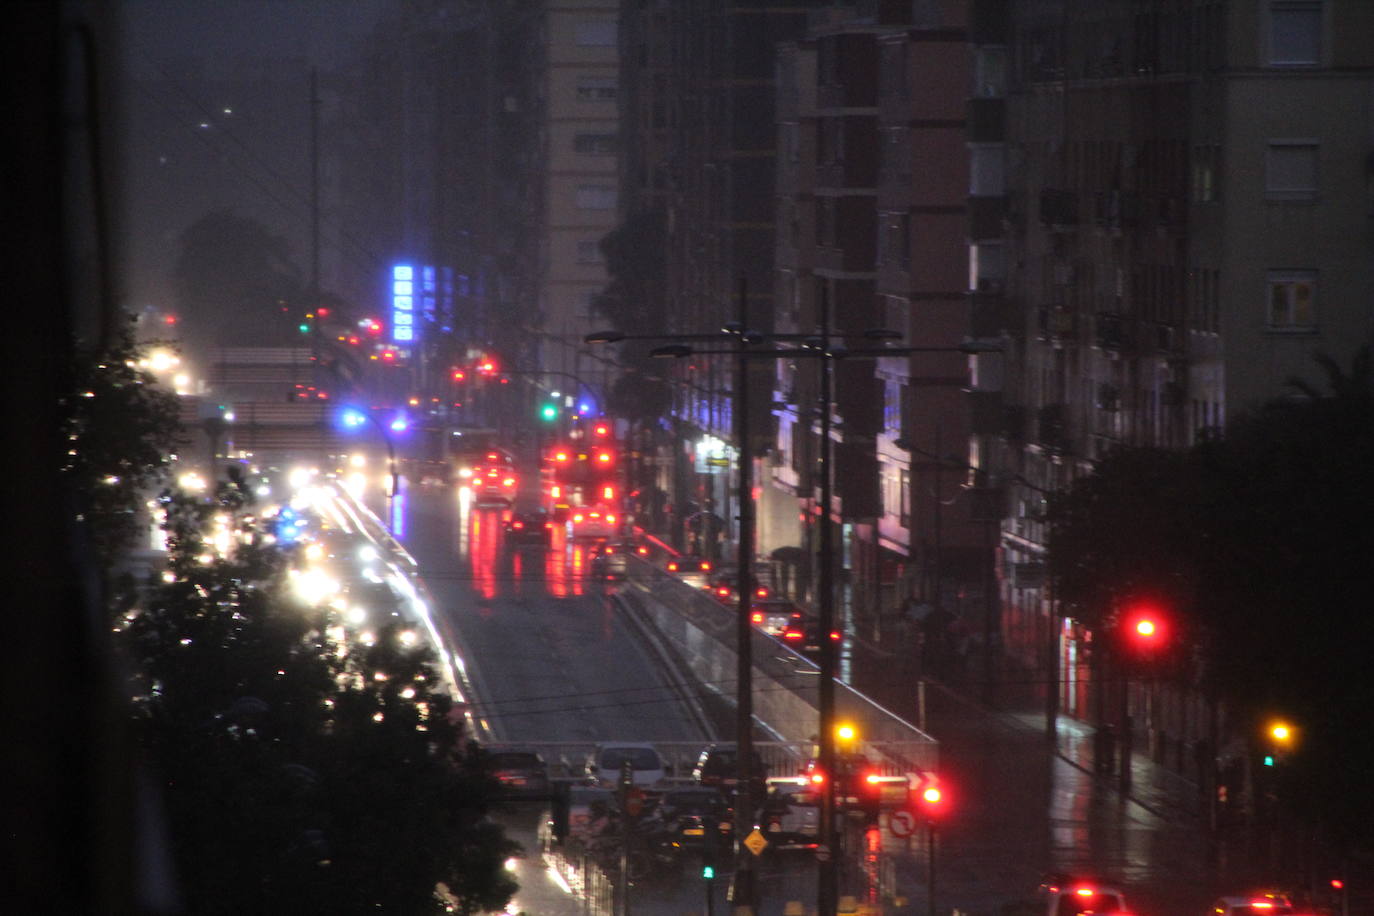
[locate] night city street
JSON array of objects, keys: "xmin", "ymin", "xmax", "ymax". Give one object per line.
[{"xmin": 13, "ymin": 1, "xmax": 1374, "ymax": 914}]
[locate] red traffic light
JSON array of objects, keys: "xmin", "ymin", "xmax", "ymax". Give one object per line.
[
  {"xmin": 592, "ymin": 421, "xmax": 611, "ymax": 438},
  {"xmin": 1121, "ymin": 599, "xmax": 1169, "ymax": 652}
]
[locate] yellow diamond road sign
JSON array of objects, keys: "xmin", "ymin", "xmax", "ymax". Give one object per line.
[{"xmin": 744, "ymin": 828, "xmax": 769, "ymax": 856}]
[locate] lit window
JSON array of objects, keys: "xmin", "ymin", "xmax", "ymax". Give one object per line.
[
  {"xmin": 1267, "ymin": 1, "xmax": 1322, "ymax": 67},
  {"xmin": 576, "ymin": 185, "xmax": 617, "ymax": 209},
  {"xmin": 576, "ymin": 76, "xmax": 617, "ymax": 101},
  {"xmin": 1266, "ymin": 270, "xmax": 1317, "ymax": 330},
  {"xmin": 574, "ymin": 20, "xmax": 617, "ymax": 47},
  {"xmin": 1266, "ymin": 141, "xmax": 1318, "ymax": 200},
  {"xmin": 574, "ymin": 133, "xmax": 618, "ymax": 155}
]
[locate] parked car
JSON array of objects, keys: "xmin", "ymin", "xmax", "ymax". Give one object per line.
[
  {"xmin": 485, "ymin": 748, "xmax": 551, "ymax": 799},
  {"xmin": 586, "ymin": 742, "xmax": 668, "ymax": 788}
]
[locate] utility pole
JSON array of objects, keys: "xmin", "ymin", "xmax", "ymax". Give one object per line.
[
  {"xmin": 732, "ymin": 277, "xmax": 758, "ymax": 914},
  {"xmin": 817, "ymin": 282, "xmax": 838, "ymax": 916}
]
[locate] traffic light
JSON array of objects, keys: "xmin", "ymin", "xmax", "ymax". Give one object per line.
[
  {"xmin": 1262, "ymin": 719, "xmax": 1296, "ymax": 767},
  {"xmin": 539, "ymin": 402, "xmax": 558, "ymax": 422},
  {"xmin": 592, "ymin": 420, "xmax": 611, "ymax": 438},
  {"xmin": 702, "ymin": 865, "xmax": 715, "ymax": 880},
  {"xmin": 1118, "ymin": 598, "xmax": 1171, "ymax": 659},
  {"xmin": 450, "ymin": 368, "xmax": 466, "ymax": 383},
  {"xmin": 591, "ymin": 446, "xmax": 616, "ymax": 468},
  {"xmin": 912, "ymin": 773, "xmax": 946, "ymax": 821}
]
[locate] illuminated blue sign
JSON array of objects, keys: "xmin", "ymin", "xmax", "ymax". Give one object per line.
[{"xmin": 391, "ymin": 264, "xmax": 416, "ymax": 344}]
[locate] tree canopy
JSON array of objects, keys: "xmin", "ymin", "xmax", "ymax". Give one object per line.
[
  {"xmin": 123, "ymin": 480, "xmax": 518, "ymax": 914},
  {"xmin": 61, "ymin": 315, "xmax": 181, "ymax": 569},
  {"xmin": 1047, "ymin": 348, "xmax": 1374, "ymax": 845}
]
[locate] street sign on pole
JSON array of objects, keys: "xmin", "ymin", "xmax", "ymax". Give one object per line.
[
  {"xmin": 743, "ymin": 829, "xmax": 768, "ymax": 856},
  {"xmin": 888, "ymin": 810, "xmax": 916, "ymax": 838}
]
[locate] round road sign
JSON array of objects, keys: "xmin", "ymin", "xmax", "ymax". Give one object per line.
[{"xmin": 888, "ymin": 809, "xmax": 917, "ymax": 838}]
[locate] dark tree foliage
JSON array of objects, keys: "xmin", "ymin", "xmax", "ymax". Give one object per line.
[
  {"xmin": 1047, "ymin": 348, "xmax": 1374, "ymax": 846},
  {"xmin": 173, "ymin": 209, "xmax": 304, "ymax": 360},
  {"xmin": 125, "ymin": 483, "xmax": 518, "ymax": 914},
  {"xmin": 61, "ymin": 315, "xmax": 181, "ymax": 569}
]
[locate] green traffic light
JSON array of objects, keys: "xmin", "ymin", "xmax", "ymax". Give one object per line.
[
  {"xmin": 1263, "ymin": 754, "xmax": 1276, "ymax": 767},
  {"xmin": 540, "ymin": 403, "xmax": 558, "ymax": 422},
  {"xmin": 702, "ymin": 865, "xmax": 714, "ymax": 880},
  {"xmin": 298, "ymin": 323, "xmax": 310, "ymax": 334}
]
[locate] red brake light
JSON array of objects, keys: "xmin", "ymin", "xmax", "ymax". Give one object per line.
[
  {"xmin": 1074, "ymin": 887, "xmax": 1096, "ymax": 897},
  {"xmin": 755, "ymin": 587, "xmax": 769, "ymax": 597},
  {"xmin": 667, "ymin": 562, "xmax": 679, "ymax": 571},
  {"xmin": 513, "ymin": 521, "xmax": 524, "ymax": 529},
  {"xmin": 784, "ymin": 629, "xmax": 803, "ymax": 641},
  {"xmin": 751, "ymin": 612, "xmax": 763, "ymax": 623},
  {"xmin": 810, "ymin": 771, "xmax": 825, "ymax": 784},
  {"xmin": 865, "ymin": 772, "xmax": 882, "ymax": 784},
  {"xmin": 701, "ymin": 561, "xmax": 712, "ymax": 571}
]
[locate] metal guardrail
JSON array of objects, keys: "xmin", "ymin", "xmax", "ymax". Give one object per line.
[{"xmin": 619, "ymin": 556, "xmax": 939, "ymax": 775}]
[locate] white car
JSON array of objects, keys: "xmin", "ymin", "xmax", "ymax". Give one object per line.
[
  {"xmin": 1036, "ymin": 877, "xmax": 1129, "ymax": 916},
  {"xmin": 586, "ymin": 742, "xmax": 667, "ymax": 788},
  {"xmin": 1209, "ymin": 893, "xmax": 1302, "ymax": 916}
]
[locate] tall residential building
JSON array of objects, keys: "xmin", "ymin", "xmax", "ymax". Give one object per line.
[
  {"xmin": 981, "ymin": 0, "xmax": 1374, "ymax": 720},
  {"xmin": 538, "ymin": 0, "xmax": 622, "ymax": 400}
]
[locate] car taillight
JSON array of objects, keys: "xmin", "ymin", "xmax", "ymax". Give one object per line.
[
  {"xmin": 667, "ymin": 562, "xmax": 679, "ymax": 571},
  {"xmin": 701, "ymin": 561, "xmax": 712, "ymax": 571},
  {"xmin": 751, "ymin": 612, "xmax": 763, "ymax": 623},
  {"xmin": 784, "ymin": 629, "xmax": 803, "ymax": 641},
  {"xmin": 573, "ymin": 513, "xmax": 585, "ymax": 523},
  {"xmin": 513, "ymin": 521, "xmax": 524, "ymax": 529},
  {"xmin": 606, "ymin": 514, "xmax": 616, "ymax": 523},
  {"xmin": 503, "ymin": 477, "xmax": 515, "ymax": 487}
]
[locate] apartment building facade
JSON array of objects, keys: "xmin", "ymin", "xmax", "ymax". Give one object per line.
[{"xmin": 985, "ymin": 0, "xmax": 1374, "ymax": 722}]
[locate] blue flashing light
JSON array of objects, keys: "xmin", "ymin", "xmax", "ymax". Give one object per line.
[
  {"xmin": 340, "ymin": 408, "xmax": 367, "ymax": 429},
  {"xmin": 389, "ymin": 416, "xmax": 408, "ymax": 433},
  {"xmin": 578, "ymin": 402, "xmax": 592, "ymax": 415}
]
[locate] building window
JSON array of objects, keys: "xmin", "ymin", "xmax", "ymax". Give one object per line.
[
  {"xmin": 574, "ymin": 19, "xmax": 617, "ymax": 47},
  {"xmin": 576, "ymin": 184, "xmax": 617, "ymax": 209},
  {"xmin": 970, "ymin": 145, "xmax": 1005, "ymax": 196},
  {"xmin": 898, "ymin": 469, "xmax": 911, "ymax": 529},
  {"xmin": 576, "ymin": 240, "xmax": 603, "ymax": 264},
  {"xmin": 1265, "ymin": 141, "xmax": 1318, "ymax": 200},
  {"xmin": 1267, "ymin": 1, "xmax": 1322, "ymax": 67},
  {"xmin": 1267, "ymin": 270, "xmax": 1317, "ymax": 330},
  {"xmin": 576, "ymin": 76, "xmax": 618, "ymax": 101},
  {"xmin": 573, "ymin": 133, "xmax": 617, "ymax": 155}
]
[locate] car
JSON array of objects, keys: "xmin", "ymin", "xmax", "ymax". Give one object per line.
[
  {"xmin": 568, "ymin": 506, "xmax": 617, "ymax": 539},
  {"xmin": 761, "ymin": 776, "xmax": 820, "ymax": 850},
  {"xmin": 1035, "ymin": 877, "xmax": 1130, "ymax": 916},
  {"xmin": 586, "ymin": 742, "xmax": 668, "ymax": 788},
  {"xmin": 706, "ymin": 575, "xmax": 772, "ymax": 603},
  {"xmin": 797, "ymin": 621, "xmax": 841, "ymax": 656},
  {"xmin": 590, "ymin": 542, "xmax": 632, "ymax": 580},
  {"xmin": 692, "ymin": 743, "xmax": 768, "ymax": 794},
  {"xmin": 466, "ymin": 464, "xmax": 518, "ymax": 506},
  {"xmin": 800, "ymin": 752, "xmax": 896, "ymax": 817},
  {"xmin": 504, "ymin": 509, "xmax": 553, "ymax": 544},
  {"xmin": 485, "ymin": 748, "xmax": 551, "ymax": 799},
  {"xmin": 749, "ymin": 599, "xmax": 803, "ymax": 636},
  {"xmin": 1208, "ymin": 893, "xmax": 1306, "ymax": 915},
  {"xmin": 665, "ymin": 555, "xmax": 714, "ymax": 587},
  {"xmin": 652, "ymin": 787, "xmax": 733, "ymax": 850}
]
